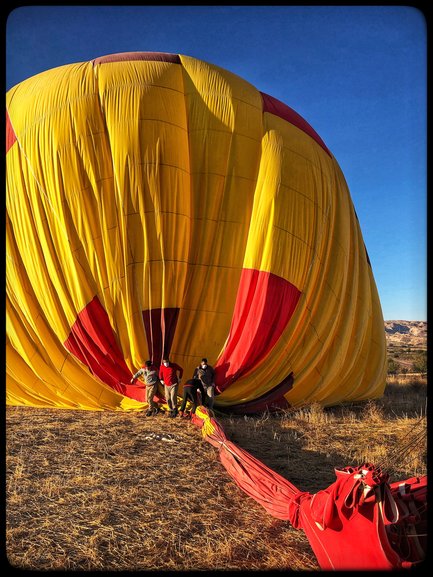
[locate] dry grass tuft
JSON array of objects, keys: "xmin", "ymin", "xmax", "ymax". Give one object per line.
[{"xmin": 6, "ymin": 375, "xmax": 427, "ymax": 571}]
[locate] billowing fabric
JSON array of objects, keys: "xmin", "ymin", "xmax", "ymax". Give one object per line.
[
  {"xmin": 6, "ymin": 51, "xmax": 387, "ymax": 410},
  {"xmin": 192, "ymin": 406, "xmax": 305, "ymax": 522},
  {"xmin": 191, "ymin": 407, "xmax": 427, "ymax": 570}
]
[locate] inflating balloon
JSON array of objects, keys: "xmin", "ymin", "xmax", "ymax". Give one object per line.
[{"xmin": 6, "ymin": 51, "xmax": 387, "ymax": 411}]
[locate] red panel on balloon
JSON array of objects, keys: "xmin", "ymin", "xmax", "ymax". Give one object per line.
[
  {"xmin": 261, "ymin": 92, "xmax": 331, "ymax": 157},
  {"xmin": 215, "ymin": 269, "xmax": 300, "ymax": 392},
  {"xmin": 142, "ymin": 307, "xmax": 180, "ymax": 366},
  {"xmin": 64, "ymin": 296, "xmax": 133, "ymax": 396},
  {"xmin": 6, "ymin": 110, "xmax": 16, "ymax": 153},
  {"xmin": 64, "ymin": 299, "xmax": 181, "ymax": 402},
  {"xmin": 92, "ymin": 52, "xmax": 181, "ymax": 65}
]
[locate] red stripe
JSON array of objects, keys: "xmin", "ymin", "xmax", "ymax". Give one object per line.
[
  {"xmin": 142, "ymin": 307, "xmax": 180, "ymax": 365},
  {"xmin": 6, "ymin": 110, "xmax": 17, "ymax": 153},
  {"xmin": 92, "ymin": 52, "xmax": 181, "ymax": 66},
  {"xmin": 215, "ymin": 269, "xmax": 301, "ymax": 392},
  {"xmin": 261, "ymin": 92, "xmax": 331, "ymax": 157},
  {"xmin": 63, "ymin": 299, "xmax": 180, "ymax": 403},
  {"xmin": 64, "ymin": 296, "xmax": 138, "ymax": 398}
]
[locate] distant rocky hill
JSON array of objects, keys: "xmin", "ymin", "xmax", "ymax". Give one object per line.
[{"xmin": 384, "ymin": 320, "xmax": 427, "ymax": 348}]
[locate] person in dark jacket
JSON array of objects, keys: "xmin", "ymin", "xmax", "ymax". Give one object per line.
[
  {"xmin": 179, "ymin": 378, "xmax": 205, "ymax": 418},
  {"xmin": 193, "ymin": 358, "xmax": 215, "ymax": 409}
]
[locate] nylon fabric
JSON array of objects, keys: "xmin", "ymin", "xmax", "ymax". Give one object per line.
[
  {"xmin": 7, "ymin": 52, "xmax": 386, "ymax": 410},
  {"xmin": 191, "ymin": 406, "xmax": 304, "ymax": 523},
  {"xmin": 191, "ymin": 408, "xmax": 427, "ymax": 570}
]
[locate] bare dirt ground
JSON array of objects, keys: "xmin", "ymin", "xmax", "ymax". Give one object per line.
[{"xmin": 6, "ymin": 375, "xmax": 427, "ymax": 571}]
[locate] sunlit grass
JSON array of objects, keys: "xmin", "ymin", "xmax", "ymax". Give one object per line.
[{"xmin": 6, "ymin": 375, "xmax": 426, "ymax": 571}]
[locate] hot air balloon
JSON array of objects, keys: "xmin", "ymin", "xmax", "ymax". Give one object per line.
[{"xmin": 6, "ymin": 51, "xmax": 387, "ymax": 412}]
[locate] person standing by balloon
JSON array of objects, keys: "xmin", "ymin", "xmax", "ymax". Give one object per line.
[
  {"xmin": 159, "ymin": 357, "xmax": 183, "ymax": 418},
  {"xmin": 193, "ymin": 358, "xmax": 216, "ymax": 410},
  {"xmin": 130, "ymin": 360, "xmax": 160, "ymax": 416}
]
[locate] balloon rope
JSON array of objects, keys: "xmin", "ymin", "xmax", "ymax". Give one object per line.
[{"xmin": 375, "ymin": 416, "xmax": 427, "ymax": 473}]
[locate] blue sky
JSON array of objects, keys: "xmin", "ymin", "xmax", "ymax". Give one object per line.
[{"xmin": 6, "ymin": 5, "xmax": 427, "ymax": 321}]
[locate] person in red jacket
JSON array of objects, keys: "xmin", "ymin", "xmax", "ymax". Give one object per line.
[{"xmin": 159, "ymin": 357, "xmax": 183, "ymax": 418}]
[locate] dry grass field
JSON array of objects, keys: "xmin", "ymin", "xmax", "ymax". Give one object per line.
[{"xmin": 6, "ymin": 374, "xmax": 427, "ymax": 571}]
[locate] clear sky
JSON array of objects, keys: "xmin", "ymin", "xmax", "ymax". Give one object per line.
[{"xmin": 6, "ymin": 5, "xmax": 427, "ymax": 321}]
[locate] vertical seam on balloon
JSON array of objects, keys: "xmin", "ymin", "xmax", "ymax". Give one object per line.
[
  {"xmin": 160, "ymin": 307, "xmax": 166, "ymax": 360},
  {"xmin": 146, "ymin": 274, "xmax": 154, "ymax": 360},
  {"xmin": 177, "ymin": 55, "xmax": 194, "ymax": 314}
]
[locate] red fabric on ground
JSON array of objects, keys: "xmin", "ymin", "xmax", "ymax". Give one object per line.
[
  {"xmin": 191, "ymin": 409, "xmax": 427, "ymax": 570},
  {"xmin": 191, "ymin": 407, "xmax": 304, "ymax": 525},
  {"xmin": 297, "ymin": 466, "xmax": 400, "ymax": 570}
]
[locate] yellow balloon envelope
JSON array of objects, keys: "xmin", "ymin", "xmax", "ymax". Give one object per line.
[{"xmin": 6, "ymin": 51, "xmax": 387, "ymax": 411}]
